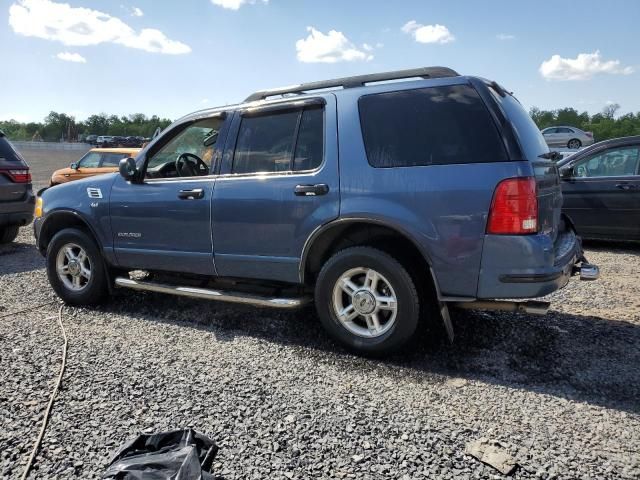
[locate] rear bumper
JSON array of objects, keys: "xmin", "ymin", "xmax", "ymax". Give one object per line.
[
  {"xmin": 477, "ymin": 228, "xmax": 587, "ymax": 299},
  {"xmin": 0, "ymin": 189, "xmax": 35, "ymax": 227}
]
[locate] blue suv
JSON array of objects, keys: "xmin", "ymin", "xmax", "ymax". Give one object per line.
[{"xmin": 34, "ymin": 67, "xmax": 598, "ymax": 355}]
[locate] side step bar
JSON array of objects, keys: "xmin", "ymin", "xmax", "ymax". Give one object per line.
[
  {"xmin": 452, "ymin": 300, "xmax": 550, "ymax": 315},
  {"xmin": 114, "ymin": 277, "xmax": 311, "ymax": 309}
]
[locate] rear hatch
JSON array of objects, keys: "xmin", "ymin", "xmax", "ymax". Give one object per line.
[
  {"xmin": 0, "ymin": 132, "xmax": 31, "ymax": 202},
  {"xmin": 488, "ymin": 88, "xmax": 563, "ymax": 242}
]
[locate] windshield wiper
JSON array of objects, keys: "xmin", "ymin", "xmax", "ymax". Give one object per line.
[{"xmin": 538, "ymin": 151, "xmax": 563, "ymax": 161}]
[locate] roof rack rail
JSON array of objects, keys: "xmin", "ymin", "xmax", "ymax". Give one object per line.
[{"xmin": 244, "ymin": 66, "xmax": 460, "ymax": 102}]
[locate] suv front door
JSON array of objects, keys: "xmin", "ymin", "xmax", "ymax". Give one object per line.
[
  {"xmin": 211, "ymin": 96, "xmax": 339, "ymax": 284},
  {"xmin": 562, "ymin": 144, "xmax": 640, "ymax": 239},
  {"xmin": 110, "ymin": 113, "xmax": 229, "ymax": 274}
]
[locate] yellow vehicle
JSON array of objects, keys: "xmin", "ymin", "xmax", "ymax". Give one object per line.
[{"xmin": 50, "ymin": 148, "xmax": 140, "ymax": 186}]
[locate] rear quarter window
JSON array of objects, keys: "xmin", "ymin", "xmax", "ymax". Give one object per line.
[{"xmin": 358, "ymin": 84, "xmax": 507, "ymax": 168}]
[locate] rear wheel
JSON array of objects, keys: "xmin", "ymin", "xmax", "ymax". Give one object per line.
[
  {"xmin": 46, "ymin": 228, "xmax": 108, "ymax": 305},
  {"xmin": 315, "ymin": 247, "xmax": 421, "ymax": 356},
  {"xmin": 0, "ymin": 225, "xmax": 19, "ymax": 244},
  {"xmin": 567, "ymin": 138, "xmax": 582, "ymax": 149}
]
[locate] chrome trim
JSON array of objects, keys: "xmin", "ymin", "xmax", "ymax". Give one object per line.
[
  {"xmin": 114, "ymin": 277, "xmax": 310, "ymax": 309},
  {"xmin": 579, "ymin": 263, "xmax": 600, "ymax": 281}
]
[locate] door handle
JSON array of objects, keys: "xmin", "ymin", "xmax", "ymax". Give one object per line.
[
  {"xmin": 178, "ymin": 188, "xmax": 204, "ymax": 199},
  {"xmin": 294, "ymin": 184, "xmax": 329, "ymax": 196},
  {"xmin": 615, "ymin": 183, "xmax": 636, "ymax": 190}
]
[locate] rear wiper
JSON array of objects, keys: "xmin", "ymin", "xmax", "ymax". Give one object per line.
[{"xmin": 538, "ymin": 151, "xmax": 563, "ymax": 161}]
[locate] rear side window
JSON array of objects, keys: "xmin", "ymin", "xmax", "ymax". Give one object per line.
[
  {"xmin": 232, "ymin": 106, "xmax": 324, "ymax": 174},
  {"xmin": 358, "ymin": 84, "xmax": 507, "ymax": 168},
  {"xmin": 101, "ymin": 152, "xmax": 130, "ymax": 167},
  {"xmin": 78, "ymin": 152, "xmax": 102, "ymax": 168}
]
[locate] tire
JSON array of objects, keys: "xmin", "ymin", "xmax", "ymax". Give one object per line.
[
  {"xmin": 46, "ymin": 228, "xmax": 108, "ymax": 305},
  {"xmin": 0, "ymin": 225, "xmax": 19, "ymax": 244},
  {"xmin": 567, "ymin": 138, "xmax": 582, "ymax": 149},
  {"xmin": 315, "ymin": 246, "xmax": 421, "ymax": 356}
]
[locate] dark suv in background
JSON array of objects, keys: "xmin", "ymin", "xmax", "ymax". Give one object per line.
[
  {"xmin": 0, "ymin": 130, "xmax": 34, "ymax": 243},
  {"xmin": 34, "ymin": 67, "xmax": 598, "ymax": 355}
]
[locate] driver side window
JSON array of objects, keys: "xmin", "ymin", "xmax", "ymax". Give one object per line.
[
  {"xmin": 145, "ymin": 117, "xmax": 224, "ymax": 179},
  {"xmin": 574, "ymin": 146, "xmax": 640, "ymax": 178}
]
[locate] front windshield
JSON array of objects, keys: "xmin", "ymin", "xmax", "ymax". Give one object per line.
[{"xmin": 146, "ymin": 118, "xmax": 223, "ymax": 174}]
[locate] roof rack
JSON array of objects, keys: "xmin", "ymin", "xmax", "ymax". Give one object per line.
[{"xmin": 244, "ymin": 66, "xmax": 460, "ymax": 102}]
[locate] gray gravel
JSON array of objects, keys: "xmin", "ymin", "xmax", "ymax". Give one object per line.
[{"xmin": 1, "ymin": 150, "xmax": 639, "ymax": 478}]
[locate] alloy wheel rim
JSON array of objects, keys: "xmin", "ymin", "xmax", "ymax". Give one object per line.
[
  {"xmin": 332, "ymin": 267, "xmax": 398, "ymax": 338},
  {"xmin": 56, "ymin": 242, "xmax": 92, "ymax": 292}
]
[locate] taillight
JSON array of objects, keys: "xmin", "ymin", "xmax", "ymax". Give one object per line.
[
  {"xmin": 1, "ymin": 168, "xmax": 31, "ymax": 183},
  {"xmin": 487, "ymin": 177, "xmax": 538, "ymax": 235}
]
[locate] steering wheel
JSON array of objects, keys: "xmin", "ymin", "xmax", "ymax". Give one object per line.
[{"xmin": 175, "ymin": 153, "xmax": 208, "ymax": 177}]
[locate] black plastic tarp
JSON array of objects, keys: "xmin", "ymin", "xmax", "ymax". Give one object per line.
[{"xmin": 102, "ymin": 429, "xmax": 218, "ymax": 479}]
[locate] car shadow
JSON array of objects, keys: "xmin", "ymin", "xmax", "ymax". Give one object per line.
[
  {"xmin": 0, "ymin": 242, "xmax": 44, "ymax": 275},
  {"xmin": 583, "ymin": 239, "xmax": 640, "ymax": 254},
  {"xmin": 94, "ymin": 289, "xmax": 640, "ymax": 415}
]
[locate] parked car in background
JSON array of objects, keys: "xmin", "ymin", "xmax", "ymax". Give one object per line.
[
  {"xmin": 541, "ymin": 126, "xmax": 594, "ymax": 150},
  {"xmin": 34, "ymin": 67, "xmax": 598, "ymax": 355},
  {"xmin": 0, "ymin": 130, "xmax": 34, "ymax": 243},
  {"xmin": 559, "ymin": 135, "xmax": 640, "ymax": 241},
  {"xmin": 50, "ymin": 147, "xmax": 140, "ymax": 186},
  {"xmin": 96, "ymin": 136, "xmax": 114, "ymax": 148},
  {"xmin": 85, "ymin": 134, "xmax": 98, "ymax": 145}
]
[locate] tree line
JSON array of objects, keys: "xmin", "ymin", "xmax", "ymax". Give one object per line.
[
  {"xmin": 0, "ymin": 111, "xmax": 173, "ymax": 142},
  {"xmin": 2, "ymin": 104, "xmax": 639, "ymax": 144},
  {"xmin": 529, "ymin": 103, "xmax": 640, "ymax": 141}
]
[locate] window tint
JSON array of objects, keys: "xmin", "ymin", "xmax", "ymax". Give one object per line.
[
  {"xmin": 557, "ymin": 127, "xmax": 573, "ymax": 134},
  {"xmin": 489, "ymin": 89, "xmax": 549, "ymax": 161},
  {"xmin": 232, "ymin": 106, "xmax": 324, "ymax": 174},
  {"xmin": 78, "ymin": 152, "xmax": 102, "ymax": 168},
  {"xmin": 359, "ymin": 85, "xmax": 507, "ymax": 167},
  {"xmin": 294, "ymin": 107, "xmax": 323, "ymax": 171},
  {"xmin": 574, "ymin": 146, "xmax": 640, "ymax": 178},
  {"xmin": 101, "ymin": 152, "xmax": 130, "ymax": 167},
  {"xmin": 0, "ymin": 137, "xmax": 24, "ymax": 162},
  {"xmin": 233, "ymin": 111, "xmax": 298, "ymax": 174}
]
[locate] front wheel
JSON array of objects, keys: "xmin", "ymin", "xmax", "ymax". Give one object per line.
[
  {"xmin": 0, "ymin": 225, "xmax": 19, "ymax": 244},
  {"xmin": 315, "ymin": 247, "xmax": 421, "ymax": 356},
  {"xmin": 46, "ymin": 228, "xmax": 108, "ymax": 305},
  {"xmin": 567, "ymin": 138, "xmax": 582, "ymax": 149}
]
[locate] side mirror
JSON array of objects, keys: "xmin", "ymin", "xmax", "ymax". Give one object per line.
[
  {"xmin": 70, "ymin": 162, "xmax": 78, "ymax": 170},
  {"xmin": 119, "ymin": 157, "xmax": 139, "ymax": 182},
  {"xmin": 560, "ymin": 166, "xmax": 573, "ymax": 179}
]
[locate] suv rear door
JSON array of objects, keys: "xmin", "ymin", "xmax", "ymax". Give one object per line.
[{"xmin": 211, "ymin": 96, "xmax": 339, "ymax": 284}]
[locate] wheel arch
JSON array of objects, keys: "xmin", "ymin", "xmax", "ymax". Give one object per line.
[
  {"xmin": 300, "ymin": 218, "xmax": 439, "ymax": 294},
  {"xmin": 38, "ymin": 209, "xmax": 102, "ymax": 254}
]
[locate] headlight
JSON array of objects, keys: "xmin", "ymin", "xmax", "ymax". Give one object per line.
[{"xmin": 35, "ymin": 197, "xmax": 43, "ymax": 218}]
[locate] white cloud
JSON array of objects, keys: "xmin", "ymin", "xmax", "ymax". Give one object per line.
[
  {"xmin": 296, "ymin": 27, "xmax": 373, "ymax": 63},
  {"xmin": 401, "ymin": 21, "xmax": 455, "ymax": 44},
  {"xmin": 56, "ymin": 51, "xmax": 86, "ymax": 62},
  {"xmin": 540, "ymin": 50, "xmax": 634, "ymax": 80},
  {"xmin": 210, "ymin": 0, "xmax": 267, "ymax": 10},
  {"xmin": 131, "ymin": 6, "xmax": 143, "ymax": 17},
  {"xmin": 9, "ymin": 0, "xmax": 191, "ymax": 54},
  {"xmin": 362, "ymin": 43, "xmax": 373, "ymax": 52},
  {"xmin": 496, "ymin": 33, "xmax": 515, "ymax": 40}
]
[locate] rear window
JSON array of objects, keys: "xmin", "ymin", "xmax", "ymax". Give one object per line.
[
  {"xmin": 0, "ymin": 137, "xmax": 25, "ymax": 163},
  {"xmin": 489, "ymin": 89, "xmax": 549, "ymax": 160},
  {"xmin": 358, "ymin": 84, "xmax": 507, "ymax": 168}
]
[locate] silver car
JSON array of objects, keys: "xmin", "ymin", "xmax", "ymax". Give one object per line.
[{"xmin": 541, "ymin": 126, "xmax": 594, "ymax": 150}]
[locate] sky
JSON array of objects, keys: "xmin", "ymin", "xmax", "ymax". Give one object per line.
[{"xmin": 1, "ymin": 0, "xmax": 638, "ymax": 123}]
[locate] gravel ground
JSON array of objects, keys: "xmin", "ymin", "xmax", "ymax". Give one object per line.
[{"xmin": 0, "ymin": 149, "xmax": 639, "ymax": 479}]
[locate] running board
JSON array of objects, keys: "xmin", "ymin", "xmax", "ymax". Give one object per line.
[
  {"xmin": 114, "ymin": 277, "xmax": 311, "ymax": 309},
  {"xmin": 451, "ymin": 300, "xmax": 550, "ymax": 315}
]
